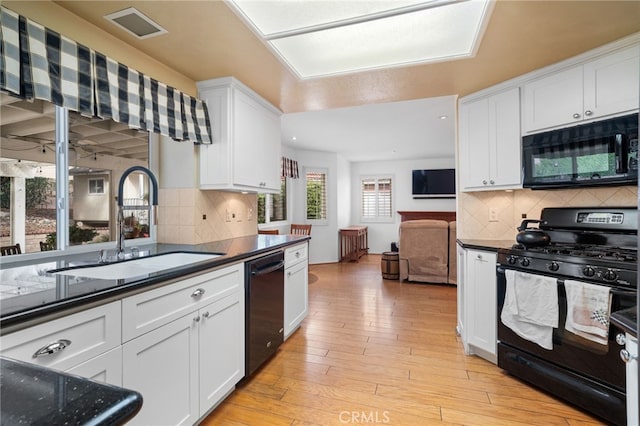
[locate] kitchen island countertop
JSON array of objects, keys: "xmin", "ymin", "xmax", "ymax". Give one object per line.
[
  {"xmin": 1, "ymin": 357, "xmax": 142, "ymax": 425},
  {"xmin": 0, "ymin": 235, "xmax": 309, "ymax": 331}
]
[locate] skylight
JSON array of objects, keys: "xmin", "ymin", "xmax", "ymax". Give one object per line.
[{"xmin": 227, "ymin": 0, "xmax": 494, "ymax": 79}]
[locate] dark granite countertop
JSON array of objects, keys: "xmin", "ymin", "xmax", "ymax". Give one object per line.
[
  {"xmin": 456, "ymin": 239, "xmax": 515, "ymax": 252},
  {"xmin": 0, "ymin": 235, "xmax": 309, "ymax": 330},
  {"xmin": 1, "ymin": 357, "xmax": 142, "ymax": 425},
  {"xmin": 611, "ymin": 306, "xmax": 638, "ymax": 338}
]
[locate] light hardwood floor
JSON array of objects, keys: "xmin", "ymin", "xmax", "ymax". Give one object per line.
[{"xmin": 202, "ymin": 254, "xmax": 604, "ymax": 425}]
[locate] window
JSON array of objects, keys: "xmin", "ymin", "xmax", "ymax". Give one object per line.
[
  {"xmin": 258, "ymin": 176, "xmax": 287, "ymax": 224},
  {"xmin": 88, "ymin": 178, "xmax": 105, "ymax": 194},
  {"xmin": 361, "ymin": 176, "xmax": 393, "ymax": 222},
  {"xmin": 306, "ymin": 169, "xmax": 327, "ymax": 221},
  {"xmin": 0, "ymin": 98, "xmax": 151, "ymax": 254}
]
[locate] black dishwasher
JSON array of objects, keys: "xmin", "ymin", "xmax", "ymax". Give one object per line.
[{"xmin": 244, "ymin": 250, "xmax": 285, "ymax": 378}]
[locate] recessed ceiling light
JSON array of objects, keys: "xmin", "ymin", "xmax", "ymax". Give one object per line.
[
  {"xmin": 227, "ymin": 0, "xmax": 494, "ymax": 80},
  {"xmin": 439, "ymin": 115, "xmax": 448, "ymax": 120},
  {"xmin": 104, "ymin": 7, "xmax": 168, "ymax": 40},
  {"xmin": 291, "ymin": 136, "xmax": 297, "ymax": 141}
]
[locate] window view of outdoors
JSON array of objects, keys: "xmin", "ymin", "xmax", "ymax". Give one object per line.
[{"xmin": 0, "ymin": 95, "xmax": 150, "ymax": 254}]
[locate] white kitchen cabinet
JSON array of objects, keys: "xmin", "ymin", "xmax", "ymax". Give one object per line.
[
  {"xmin": 123, "ymin": 312, "xmax": 199, "ymax": 426},
  {"xmin": 458, "ymin": 87, "xmax": 521, "ymax": 191},
  {"xmin": 1, "ymin": 301, "xmax": 122, "ymax": 378},
  {"xmin": 122, "ymin": 263, "xmax": 245, "ymax": 425},
  {"xmin": 198, "ymin": 293, "xmax": 244, "ymax": 416},
  {"xmin": 455, "ymin": 243, "xmax": 467, "ymax": 352},
  {"xmin": 66, "ymin": 346, "xmax": 123, "ymax": 386},
  {"xmin": 463, "ymin": 248, "xmax": 497, "ymax": 363},
  {"xmin": 523, "ymin": 45, "xmax": 639, "ymax": 133},
  {"xmin": 197, "ymin": 77, "xmax": 282, "ymax": 193},
  {"xmin": 284, "ymin": 242, "xmax": 309, "ymax": 339}
]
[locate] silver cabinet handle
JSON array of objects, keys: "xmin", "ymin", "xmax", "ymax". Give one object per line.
[
  {"xmin": 202, "ymin": 311, "xmax": 211, "ymax": 319},
  {"xmin": 489, "ymin": 179, "xmax": 495, "ymax": 185},
  {"xmin": 295, "ymin": 251, "xmax": 300, "ymax": 258},
  {"xmin": 616, "ymin": 333, "xmax": 626, "ymax": 345},
  {"xmin": 191, "ymin": 288, "xmax": 205, "ymax": 298},
  {"xmin": 193, "ymin": 315, "xmax": 201, "ymax": 323},
  {"xmin": 573, "ymin": 113, "xmax": 581, "ymax": 119},
  {"xmin": 476, "ymin": 254, "xmax": 483, "ymax": 260},
  {"xmin": 620, "ymin": 348, "xmax": 637, "ymax": 363},
  {"xmin": 33, "ymin": 339, "xmax": 71, "ymax": 358},
  {"xmin": 584, "ymin": 110, "xmax": 593, "ymax": 116},
  {"xmin": 287, "ymin": 271, "xmax": 292, "ymax": 278},
  {"xmin": 482, "ymin": 180, "xmax": 487, "ymax": 185}
]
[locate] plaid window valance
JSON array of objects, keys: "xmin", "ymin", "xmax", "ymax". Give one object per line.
[
  {"xmin": 0, "ymin": 6, "xmax": 212, "ymax": 144},
  {"xmin": 281, "ymin": 157, "xmax": 299, "ymax": 179}
]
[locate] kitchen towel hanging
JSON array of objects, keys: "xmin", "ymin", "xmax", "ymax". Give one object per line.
[
  {"xmin": 564, "ymin": 280, "xmax": 612, "ymax": 345},
  {"xmin": 501, "ymin": 270, "xmax": 559, "ymax": 350}
]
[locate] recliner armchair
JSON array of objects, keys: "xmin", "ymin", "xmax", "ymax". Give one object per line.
[{"xmin": 398, "ymin": 219, "xmax": 450, "ymax": 284}]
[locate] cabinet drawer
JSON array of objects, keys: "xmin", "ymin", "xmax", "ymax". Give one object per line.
[
  {"xmin": 1, "ymin": 301, "xmax": 121, "ymax": 372},
  {"xmin": 122, "ymin": 263, "xmax": 243, "ymax": 342},
  {"xmin": 285, "ymin": 243, "xmax": 308, "ymax": 268}
]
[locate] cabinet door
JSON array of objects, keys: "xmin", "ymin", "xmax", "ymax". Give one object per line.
[
  {"xmin": 523, "ymin": 66, "xmax": 584, "ymax": 132},
  {"xmin": 66, "ymin": 346, "xmax": 123, "ymax": 387},
  {"xmin": 583, "ymin": 45, "xmax": 640, "ymax": 120},
  {"xmin": 123, "ymin": 314, "xmax": 199, "ymax": 426},
  {"xmin": 465, "ymin": 249, "xmax": 497, "ymax": 361},
  {"xmin": 284, "ymin": 260, "xmax": 308, "ymax": 339},
  {"xmin": 233, "ymin": 89, "xmax": 281, "ymax": 192},
  {"xmin": 199, "ymin": 293, "xmax": 244, "ymax": 416},
  {"xmin": 490, "ymin": 87, "xmax": 521, "ymax": 188},
  {"xmin": 459, "ymin": 97, "xmax": 491, "ymax": 190},
  {"xmin": 456, "ymin": 244, "xmax": 466, "ymax": 349}
]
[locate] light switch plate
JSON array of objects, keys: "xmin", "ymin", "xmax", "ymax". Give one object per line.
[{"xmin": 489, "ymin": 207, "xmax": 499, "ymax": 222}]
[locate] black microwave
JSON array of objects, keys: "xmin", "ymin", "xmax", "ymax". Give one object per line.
[{"xmin": 522, "ymin": 113, "xmax": 638, "ymax": 189}]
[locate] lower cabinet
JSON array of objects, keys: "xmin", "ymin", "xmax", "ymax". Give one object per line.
[
  {"xmin": 460, "ymin": 248, "xmax": 497, "ymax": 363},
  {"xmin": 284, "ymin": 243, "xmax": 309, "ymax": 339},
  {"xmin": 122, "ymin": 264, "xmax": 245, "ymax": 425},
  {"xmin": 67, "ymin": 346, "xmax": 123, "ymax": 386},
  {"xmin": 625, "ymin": 334, "xmax": 639, "ymax": 425}
]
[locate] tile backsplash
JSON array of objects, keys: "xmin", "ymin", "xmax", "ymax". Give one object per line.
[
  {"xmin": 157, "ymin": 189, "xmax": 257, "ymax": 244},
  {"xmin": 459, "ymin": 186, "xmax": 638, "ymax": 240}
]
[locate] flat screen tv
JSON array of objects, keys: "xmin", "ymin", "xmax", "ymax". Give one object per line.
[{"xmin": 412, "ymin": 169, "xmax": 456, "ymax": 198}]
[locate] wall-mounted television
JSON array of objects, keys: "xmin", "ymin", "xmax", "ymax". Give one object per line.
[{"xmin": 412, "ymin": 169, "xmax": 456, "ymax": 199}]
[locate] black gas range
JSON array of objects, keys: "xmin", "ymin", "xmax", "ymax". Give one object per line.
[
  {"xmin": 498, "ymin": 207, "xmax": 638, "ymax": 288},
  {"xmin": 496, "ymin": 207, "xmax": 637, "ymax": 426}
]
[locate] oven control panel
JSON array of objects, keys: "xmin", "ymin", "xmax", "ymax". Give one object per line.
[{"xmin": 576, "ymin": 212, "xmax": 624, "ymax": 225}]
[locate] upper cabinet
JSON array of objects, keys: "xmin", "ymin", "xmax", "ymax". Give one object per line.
[
  {"xmin": 523, "ymin": 45, "xmax": 640, "ymax": 133},
  {"xmin": 197, "ymin": 77, "xmax": 282, "ymax": 193},
  {"xmin": 459, "ymin": 87, "xmax": 522, "ymax": 192}
]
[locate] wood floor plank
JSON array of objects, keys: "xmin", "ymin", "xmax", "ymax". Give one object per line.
[{"xmin": 203, "ymin": 254, "xmax": 606, "ymax": 425}]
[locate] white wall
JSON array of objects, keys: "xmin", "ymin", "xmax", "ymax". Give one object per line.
[{"xmin": 350, "ymin": 158, "xmax": 456, "ymax": 253}]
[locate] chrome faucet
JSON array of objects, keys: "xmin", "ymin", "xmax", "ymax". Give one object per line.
[{"xmin": 116, "ymin": 166, "xmax": 159, "ymax": 259}]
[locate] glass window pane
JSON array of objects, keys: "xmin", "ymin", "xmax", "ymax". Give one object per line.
[{"xmin": 306, "ymin": 171, "xmax": 327, "ymax": 220}]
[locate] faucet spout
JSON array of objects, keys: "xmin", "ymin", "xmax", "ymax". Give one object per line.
[{"xmin": 116, "ymin": 166, "xmax": 159, "ymax": 258}]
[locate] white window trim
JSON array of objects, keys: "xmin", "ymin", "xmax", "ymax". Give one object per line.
[
  {"xmin": 88, "ymin": 178, "xmax": 105, "ymax": 195},
  {"xmin": 360, "ymin": 174, "xmax": 394, "ymax": 223},
  {"xmin": 305, "ymin": 167, "xmax": 328, "ymax": 226}
]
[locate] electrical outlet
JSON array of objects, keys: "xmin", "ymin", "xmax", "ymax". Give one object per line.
[
  {"xmin": 247, "ymin": 208, "xmax": 253, "ymax": 221},
  {"xmin": 489, "ymin": 207, "xmax": 499, "ymax": 222},
  {"xmin": 225, "ymin": 209, "xmax": 231, "ymax": 222}
]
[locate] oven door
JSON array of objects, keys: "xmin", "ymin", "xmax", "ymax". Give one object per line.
[{"xmin": 496, "ymin": 266, "xmax": 632, "ymax": 425}]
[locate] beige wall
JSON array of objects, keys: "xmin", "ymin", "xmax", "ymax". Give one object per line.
[
  {"xmin": 3, "ymin": 1, "xmax": 197, "ymax": 96},
  {"xmin": 157, "ymin": 189, "xmax": 257, "ymax": 244},
  {"xmin": 458, "ymin": 186, "xmax": 638, "ymax": 240}
]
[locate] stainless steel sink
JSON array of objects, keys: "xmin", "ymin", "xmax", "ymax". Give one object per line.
[{"xmin": 52, "ymin": 252, "xmax": 222, "ymax": 280}]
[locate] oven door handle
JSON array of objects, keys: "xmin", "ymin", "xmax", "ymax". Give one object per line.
[{"xmin": 610, "ymin": 288, "xmax": 637, "ymax": 297}]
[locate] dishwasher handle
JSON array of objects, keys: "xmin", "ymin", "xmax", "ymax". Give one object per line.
[{"xmin": 252, "ymin": 260, "xmax": 285, "ymax": 276}]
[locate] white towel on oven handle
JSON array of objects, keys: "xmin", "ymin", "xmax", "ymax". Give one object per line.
[
  {"xmin": 564, "ymin": 280, "xmax": 611, "ymax": 345},
  {"xmin": 501, "ymin": 270, "xmax": 559, "ymax": 350}
]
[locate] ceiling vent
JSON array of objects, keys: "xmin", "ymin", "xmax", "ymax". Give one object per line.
[{"xmin": 104, "ymin": 7, "xmax": 167, "ymax": 40}]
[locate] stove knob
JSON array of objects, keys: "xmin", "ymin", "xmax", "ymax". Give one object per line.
[
  {"xmin": 507, "ymin": 255, "xmax": 518, "ymax": 265},
  {"xmin": 548, "ymin": 261, "xmax": 559, "ymax": 272},
  {"xmin": 582, "ymin": 266, "xmax": 596, "ymax": 277},
  {"xmin": 520, "ymin": 257, "xmax": 530, "ymax": 267},
  {"xmin": 603, "ymin": 269, "xmax": 618, "ymax": 281}
]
